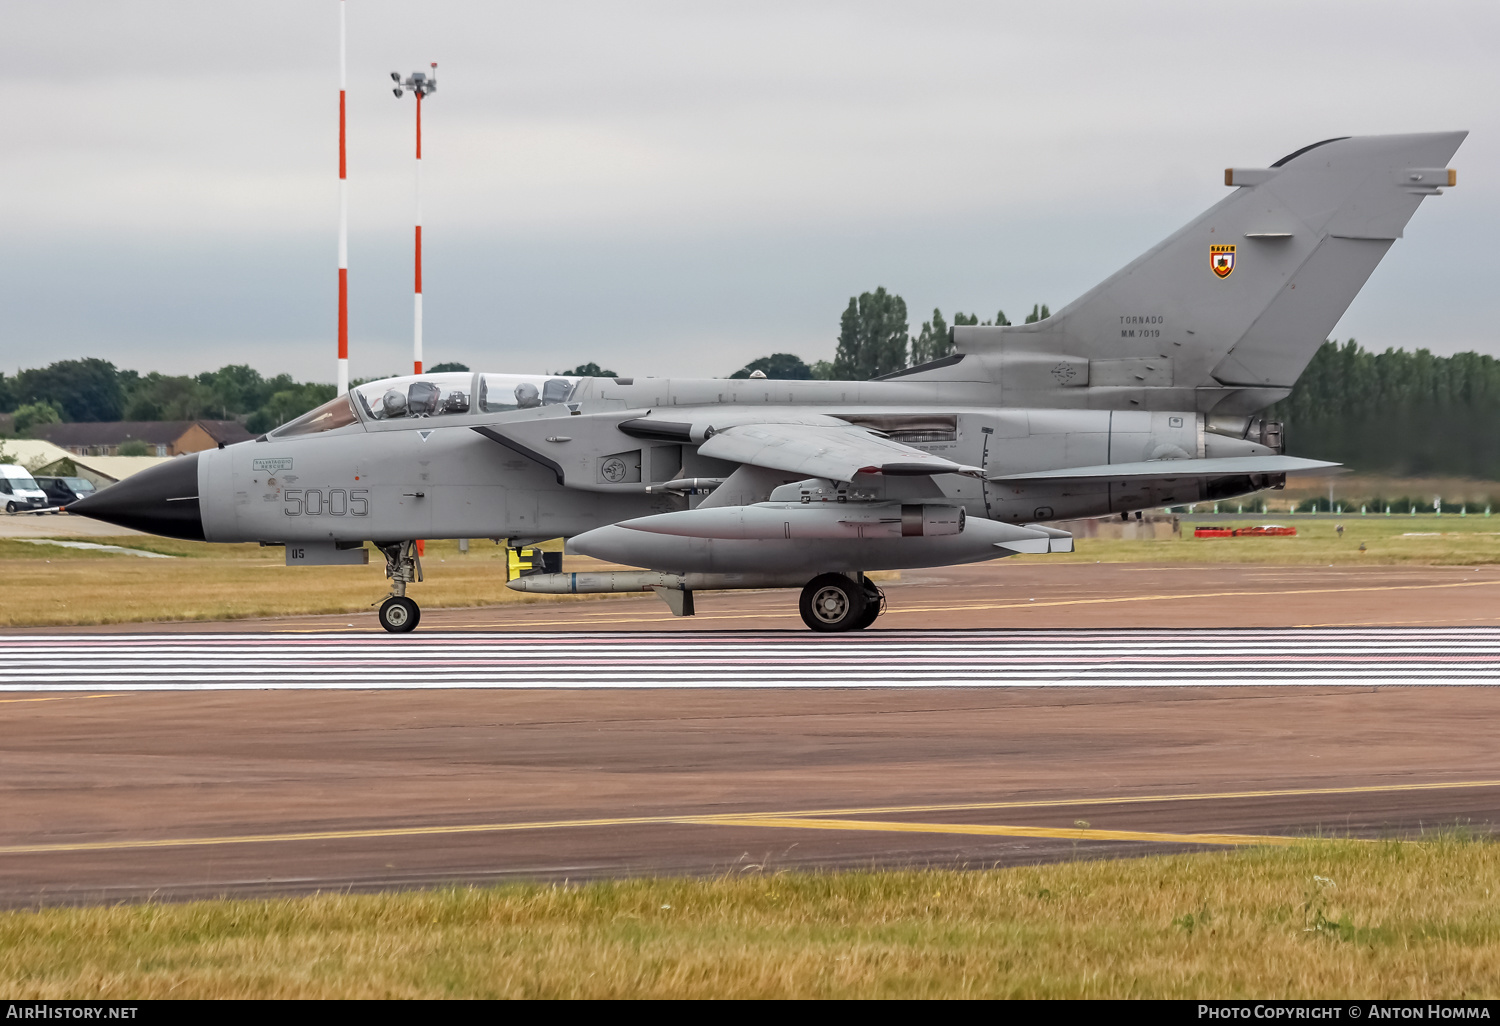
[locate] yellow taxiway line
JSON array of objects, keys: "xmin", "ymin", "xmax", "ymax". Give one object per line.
[
  {"xmin": 0, "ymin": 694, "xmax": 124, "ymax": 705},
  {"xmin": 2, "ymin": 779, "xmax": 1493, "ymax": 857},
  {"xmin": 0, "ymin": 814, "xmax": 1307, "ymax": 856},
  {"xmin": 736, "ymin": 778, "xmax": 1500, "ymax": 820},
  {"xmin": 685, "ymin": 816, "xmax": 1307, "ymax": 847}
]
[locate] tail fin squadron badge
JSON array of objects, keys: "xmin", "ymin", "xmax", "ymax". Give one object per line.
[{"xmin": 1211, "ymin": 243, "xmax": 1236, "ymax": 279}]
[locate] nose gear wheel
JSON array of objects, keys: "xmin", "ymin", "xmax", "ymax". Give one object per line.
[{"xmin": 378, "ymin": 595, "xmax": 420, "ymax": 633}]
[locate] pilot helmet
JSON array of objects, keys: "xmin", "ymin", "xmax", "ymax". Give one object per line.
[
  {"xmin": 382, "ymin": 388, "xmax": 408, "ymax": 417},
  {"xmin": 514, "ymin": 382, "xmax": 541, "ymax": 408}
]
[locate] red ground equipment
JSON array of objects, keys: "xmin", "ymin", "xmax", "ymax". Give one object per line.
[{"xmin": 1194, "ymin": 525, "xmax": 1297, "ymax": 538}]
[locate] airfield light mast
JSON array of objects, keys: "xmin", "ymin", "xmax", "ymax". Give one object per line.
[
  {"xmin": 336, "ymin": 0, "xmax": 349, "ymax": 395},
  {"xmin": 391, "ymin": 63, "xmax": 437, "ymax": 375}
]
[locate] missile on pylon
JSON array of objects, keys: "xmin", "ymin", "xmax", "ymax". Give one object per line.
[{"xmin": 505, "ymin": 570, "xmax": 813, "ymax": 595}]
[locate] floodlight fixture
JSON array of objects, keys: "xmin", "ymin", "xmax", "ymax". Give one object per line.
[{"xmin": 392, "ymin": 63, "xmax": 438, "ymax": 99}]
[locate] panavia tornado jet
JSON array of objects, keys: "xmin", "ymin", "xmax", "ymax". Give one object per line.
[{"xmin": 70, "ymin": 132, "xmax": 1464, "ymax": 632}]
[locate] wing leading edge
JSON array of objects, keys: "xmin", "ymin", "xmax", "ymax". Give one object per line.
[
  {"xmin": 990, "ymin": 455, "xmax": 1338, "ymax": 483},
  {"xmin": 697, "ymin": 422, "xmax": 983, "ymax": 482}
]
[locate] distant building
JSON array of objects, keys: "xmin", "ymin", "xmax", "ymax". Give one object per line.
[
  {"xmin": 37, "ymin": 420, "xmax": 254, "ymax": 458},
  {"xmin": 0, "ymin": 439, "xmax": 170, "ymax": 487}
]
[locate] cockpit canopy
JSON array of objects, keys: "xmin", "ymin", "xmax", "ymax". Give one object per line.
[
  {"xmin": 267, "ymin": 371, "xmax": 581, "ymax": 439},
  {"xmin": 476, "ymin": 373, "xmax": 576, "ymax": 412},
  {"xmin": 355, "ymin": 373, "xmax": 475, "ymax": 421},
  {"xmin": 269, "ymin": 393, "xmax": 360, "ymax": 438}
]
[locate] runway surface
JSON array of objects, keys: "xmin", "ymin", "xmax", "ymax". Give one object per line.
[
  {"xmin": 6, "ymin": 628, "xmax": 1500, "ymax": 688},
  {"xmin": 5, "ymin": 562, "xmax": 1500, "ymax": 906},
  {"xmin": 2, "ymin": 679, "xmax": 1498, "ymax": 906}
]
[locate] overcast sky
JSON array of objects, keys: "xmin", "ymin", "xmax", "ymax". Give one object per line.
[{"xmin": 2, "ymin": 1, "xmax": 1495, "ymax": 382}]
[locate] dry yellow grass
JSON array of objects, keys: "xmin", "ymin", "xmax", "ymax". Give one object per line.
[
  {"xmin": 0, "ymin": 537, "xmax": 601, "ymax": 627},
  {"xmin": 2, "ymin": 839, "xmax": 1497, "ymax": 998}
]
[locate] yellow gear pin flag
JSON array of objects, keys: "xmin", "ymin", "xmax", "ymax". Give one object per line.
[
  {"xmin": 507, "ymin": 547, "xmax": 560, "ymax": 581},
  {"xmin": 507, "ymin": 547, "xmax": 538, "ymax": 581}
]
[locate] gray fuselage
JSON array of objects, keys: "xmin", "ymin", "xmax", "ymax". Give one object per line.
[{"xmin": 198, "ymin": 373, "xmax": 1273, "ymax": 549}]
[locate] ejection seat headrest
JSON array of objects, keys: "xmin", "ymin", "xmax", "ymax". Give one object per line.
[{"xmin": 407, "ymin": 381, "xmax": 441, "ymax": 416}]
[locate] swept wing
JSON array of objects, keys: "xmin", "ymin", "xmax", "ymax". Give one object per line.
[{"xmin": 479, "ymin": 410, "xmax": 983, "ymax": 489}]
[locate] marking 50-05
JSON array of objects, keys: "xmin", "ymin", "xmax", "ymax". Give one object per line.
[{"xmin": 283, "ymin": 488, "xmax": 369, "ymax": 517}]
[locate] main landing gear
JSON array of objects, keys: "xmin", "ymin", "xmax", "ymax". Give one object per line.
[
  {"xmin": 376, "ymin": 540, "xmax": 424, "ymax": 633},
  {"xmin": 799, "ymin": 573, "xmax": 885, "ymax": 633}
]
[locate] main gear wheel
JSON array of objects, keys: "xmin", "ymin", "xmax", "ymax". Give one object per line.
[{"xmin": 798, "ymin": 573, "xmax": 869, "ymax": 633}]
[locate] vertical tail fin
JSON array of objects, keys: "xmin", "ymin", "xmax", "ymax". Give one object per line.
[{"xmin": 924, "ymin": 133, "xmax": 1465, "ymax": 412}]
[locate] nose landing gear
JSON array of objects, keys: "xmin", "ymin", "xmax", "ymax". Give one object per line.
[
  {"xmin": 798, "ymin": 573, "xmax": 885, "ymax": 633},
  {"xmin": 376, "ymin": 540, "xmax": 423, "ymax": 633}
]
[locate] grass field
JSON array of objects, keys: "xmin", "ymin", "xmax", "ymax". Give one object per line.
[
  {"xmin": 1268, "ymin": 473, "xmax": 1500, "ymax": 512},
  {"xmin": 2, "ymin": 839, "xmax": 1497, "ymax": 999},
  {"xmin": 0, "ymin": 535, "xmax": 591, "ymax": 627},
  {"xmin": 1013, "ymin": 512, "xmax": 1500, "ymax": 567},
  {"xmin": 1, "ymin": 514, "xmax": 1498, "ymax": 626}
]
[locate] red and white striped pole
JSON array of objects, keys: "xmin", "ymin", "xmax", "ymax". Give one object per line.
[
  {"xmin": 413, "ymin": 74, "xmax": 424, "ymax": 375},
  {"xmin": 336, "ymin": 0, "xmax": 349, "ymax": 394},
  {"xmin": 394, "ymin": 63, "xmax": 436, "ymax": 375},
  {"xmin": 392, "ymin": 64, "xmax": 436, "ymax": 560}
]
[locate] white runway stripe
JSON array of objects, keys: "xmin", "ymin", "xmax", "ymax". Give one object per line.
[{"xmin": 0, "ymin": 628, "xmax": 1494, "ymax": 689}]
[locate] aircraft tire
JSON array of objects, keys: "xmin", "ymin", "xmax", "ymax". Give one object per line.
[
  {"xmin": 379, "ymin": 596, "xmax": 421, "ymax": 633},
  {"xmin": 799, "ymin": 573, "xmax": 868, "ymax": 633}
]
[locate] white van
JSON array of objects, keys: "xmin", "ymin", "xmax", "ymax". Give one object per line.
[{"xmin": 0, "ymin": 464, "xmax": 50, "ymax": 513}]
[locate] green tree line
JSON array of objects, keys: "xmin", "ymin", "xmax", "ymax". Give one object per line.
[
  {"xmin": 830, "ymin": 289, "xmax": 1048, "ymax": 380},
  {"xmin": 1270, "ymin": 340, "xmax": 1500, "ymax": 478},
  {"xmin": 729, "ymin": 287, "xmax": 1048, "ymax": 382},
  {"xmin": 0, "ymin": 359, "xmax": 336, "ymax": 436},
  {"xmin": 0, "ymin": 358, "xmax": 609, "ymax": 439}
]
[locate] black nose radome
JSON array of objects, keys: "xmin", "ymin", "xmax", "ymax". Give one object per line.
[{"xmin": 68, "ymin": 454, "xmax": 204, "ymax": 541}]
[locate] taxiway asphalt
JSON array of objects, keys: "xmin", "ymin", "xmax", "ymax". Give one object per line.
[
  {"xmin": 2, "ymin": 562, "xmax": 1498, "ymax": 906},
  {"xmin": 1, "ymin": 683, "xmax": 1497, "ymax": 906}
]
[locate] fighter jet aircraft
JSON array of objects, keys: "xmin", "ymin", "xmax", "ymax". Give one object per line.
[{"xmin": 69, "ymin": 132, "xmax": 1464, "ymax": 632}]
